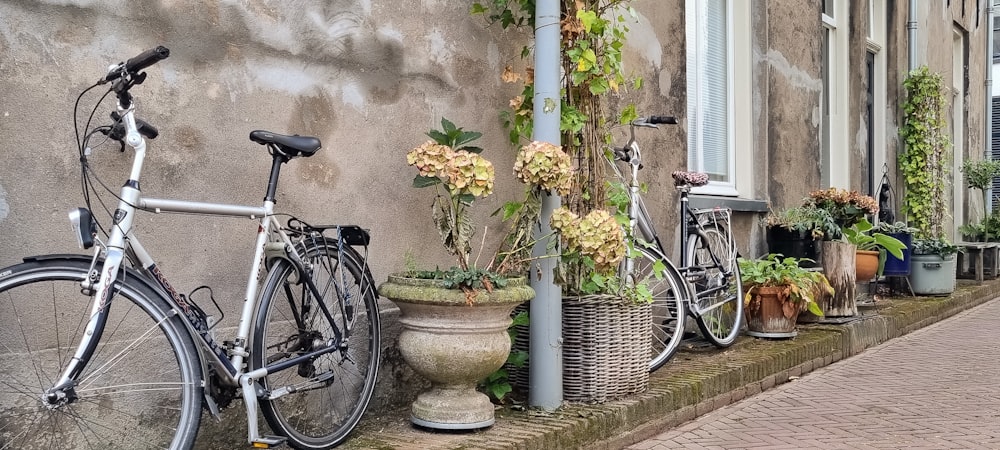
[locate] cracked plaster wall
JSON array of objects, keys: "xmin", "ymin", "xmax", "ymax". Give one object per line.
[{"xmin": 0, "ymin": 0, "xmax": 990, "ymax": 426}]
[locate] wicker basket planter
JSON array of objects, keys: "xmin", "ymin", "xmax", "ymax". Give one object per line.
[{"xmin": 508, "ymin": 295, "xmax": 651, "ymax": 403}]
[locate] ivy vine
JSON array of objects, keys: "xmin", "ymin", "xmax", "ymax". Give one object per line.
[
  {"xmin": 899, "ymin": 66, "xmax": 950, "ymax": 240},
  {"xmin": 473, "ymin": 1, "xmax": 640, "ymax": 291}
]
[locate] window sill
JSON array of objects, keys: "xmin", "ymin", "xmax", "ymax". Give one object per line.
[{"xmin": 689, "ymin": 195, "xmax": 769, "ymax": 213}]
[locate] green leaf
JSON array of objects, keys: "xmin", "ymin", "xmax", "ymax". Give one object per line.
[
  {"xmin": 501, "ymin": 201, "xmax": 524, "ymax": 221},
  {"xmin": 578, "ymin": 9, "xmax": 598, "ymax": 32},
  {"xmin": 426, "ymin": 130, "xmax": 449, "ymax": 145},
  {"xmin": 412, "ymin": 175, "xmax": 441, "ymax": 188}
]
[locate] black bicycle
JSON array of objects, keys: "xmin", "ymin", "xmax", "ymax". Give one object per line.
[{"xmin": 613, "ymin": 115, "xmax": 744, "ymax": 372}]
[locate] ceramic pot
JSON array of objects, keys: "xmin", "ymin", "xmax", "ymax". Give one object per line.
[
  {"xmin": 855, "ymin": 249, "xmax": 880, "ymax": 281},
  {"xmin": 744, "ymin": 286, "xmax": 800, "ymax": 338},
  {"xmin": 882, "ymin": 232, "xmax": 913, "ymax": 276}
]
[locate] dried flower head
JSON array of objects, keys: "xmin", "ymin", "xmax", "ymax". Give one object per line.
[
  {"xmin": 407, "ymin": 141, "xmax": 455, "ymax": 178},
  {"xmin": 443, "ymin": 151, "xmax": 495, "ymax": 198},
  {"xmin": 804, "ymin": 187, "xmax": 878, "ymax": 225},
  {"xmin": 550, "ymin": 207, "xmax": 625, "ymax": 274},
  {"xmin": 513, "ymin": 141, "xmax": 574, "ymax": 195}
]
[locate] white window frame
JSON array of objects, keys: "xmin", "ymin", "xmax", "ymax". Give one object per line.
[
  {"xmin": 867, "ymin": 0, "xmax": 887, "ymax": 195},
  {"xmin": 822, "ymin": 0, "xmax": 850, "ymax": 188},
  {"xmin": 684, "ymin": 0, "xmax": 752, "ymax": 198}
]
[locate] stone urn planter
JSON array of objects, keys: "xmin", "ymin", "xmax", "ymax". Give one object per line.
[{"xmin": 378, "ymin": 274, "xmax": 534, "ymax": 430}]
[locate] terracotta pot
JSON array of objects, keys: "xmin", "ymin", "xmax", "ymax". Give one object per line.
[
  {"xmin": 378, "ymin": 274, "xmax": 534, "ymax": 430},
  {"xmin": 744, "ymin": 285, "xmax": 800, "ymax": 338},
  {"xmin": 855, "ymin": 249, "xmax": 880, "ymax": 281}
]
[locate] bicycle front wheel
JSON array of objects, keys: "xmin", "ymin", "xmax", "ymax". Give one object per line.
[
  {"xmin": 686, "ymin": 224, "xmax": 744, "ymax": 347},
  {"xmin": 254, "ymin": 239, "xmax": 381, "ymax": 450},
  {"xmin": 633, "ymin": 247, "xmax": 687, "ymax": 372},
  {"xmin": 0, "ymin": 256, "xmax": 203, "ymax": 450}
]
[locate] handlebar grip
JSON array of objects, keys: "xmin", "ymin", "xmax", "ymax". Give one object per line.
[
  {"xmin": 648, "ymin": 115, "xmax": 677, "ymax": 125},
  {"xmin": 125, "ymin": 46, "xmax": 170, "ymax": 74},
  {"xmin": 102, "ymin": 46, "xmax": 170, "ymax": 83},
  {"xmin": 109, "ymin": 111, "xmax": 159, "ymax": 140}
]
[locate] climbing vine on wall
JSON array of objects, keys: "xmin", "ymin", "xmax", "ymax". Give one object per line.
[
  {"xmin": 899, "ymin": 66, "xmax": 950, "ymax": 239},
  {"xmin": 472, "ymin": 0, "xmax": 639, "ymax": 215}
]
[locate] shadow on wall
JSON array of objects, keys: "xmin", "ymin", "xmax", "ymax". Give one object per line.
[{"xmin": 8, "ymin": 0, "xmax": 455, "ymax": 106}]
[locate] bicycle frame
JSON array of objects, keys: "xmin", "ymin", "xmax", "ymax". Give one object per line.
[
  {"xmin": 618, "ymin": 119, "xmax": 735, "ymax": 309},
  {"xmin": 54, "ymin": 96, "xmax": 349, "ymax": 444}
]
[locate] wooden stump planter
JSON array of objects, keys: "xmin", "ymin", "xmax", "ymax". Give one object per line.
[{"xmin": 818, "ymin": 241, "xmax": 857, "ymax": 317}]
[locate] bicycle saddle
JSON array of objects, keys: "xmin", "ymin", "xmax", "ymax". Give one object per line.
[
  {"xmin": 250, "ymin": 130, "xmax": 321, "ymax": 158},
  {"xmin": 672, "ymin": 171, "xmax": 710, "ymax": 187}
]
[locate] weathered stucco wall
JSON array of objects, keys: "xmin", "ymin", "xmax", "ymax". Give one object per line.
[
  {"xmin": 0, "ymin": 0, "xmax": 698, "ymax": 426},
  {"xmin": 764, "ymin": 0, "xmax": 824, "ymax": 210},
  {"xmin": 0, "ymin": 0, "xmax": 991, "ymax": 439}
]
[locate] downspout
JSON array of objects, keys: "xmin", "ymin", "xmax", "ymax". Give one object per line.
[
  {"xmin": 986, "ymin": 0, "xmax": 995, "ymax": 212},
  {"xmin": 908, "ymin": 0, "xmax": 918, "ymax": 71},
  {"xmin": 528, "ymin": 0, "xmax": 563, "ymax": 411}
]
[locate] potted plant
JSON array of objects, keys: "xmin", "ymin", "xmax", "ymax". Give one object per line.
[
  {"xmin": 800, "ymin": 187, "xmax": 877, "ymax": 315},
  {"xmin": 475, "ymin": 0, "xmax": 652, "ymax": 403},
  {"xmin": 876, "ymin": 221, "xmax": 917, "ymax": 276},
  {"xmin": 960, "ymin": 158, "xmax": 1000, "ymax": 214},
  {"xmin": 803, "ymin": 187, "xmax": 879, "ymax": 229},
  {"xmin": 909, "ymin": 238, "xmax": 961, "ymax": 295},
  {"xmin": 763, "ymin": 205, "xmax": 840, "ymax": 266},
  {"xmin": 738, "ymin": 254, "xmax": 831, "ymax": 338},
  {"xmin": 841, "ymin": 218, "xmax": 907, "ymax": 282},
  {"xmin": 900, "ymin": 66, "xmax": 956, "ymax": 295},
  {"xmin": 377, "ymin": 119, "xmax": 559, "ymax": 430}
]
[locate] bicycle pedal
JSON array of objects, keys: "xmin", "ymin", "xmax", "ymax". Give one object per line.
[{"xmin": 251, "ymin": 435, "xmax": 287, "ymax": 448}]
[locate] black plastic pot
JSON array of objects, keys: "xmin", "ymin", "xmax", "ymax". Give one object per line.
[{"xmin": 766, "ymin": 227, "xmax": 820, "ymax": 267}]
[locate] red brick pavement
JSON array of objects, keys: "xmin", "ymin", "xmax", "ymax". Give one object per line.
[{"xmin": 629, "ymin": 298, "xmax": 1000, "ymax": 450}]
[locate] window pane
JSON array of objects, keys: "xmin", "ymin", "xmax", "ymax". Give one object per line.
[
  {"xmin": 703, "ymin": 0, "xmax": 728, "ymax": 181},
  {"xmin": 687, "ymin": 0, "xmax": 730, "ymax": 183}
]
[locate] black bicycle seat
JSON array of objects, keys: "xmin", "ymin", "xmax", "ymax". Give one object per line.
[{"xmin": 249, "ymin": 131, "xmax": 321, "ymax": 158}]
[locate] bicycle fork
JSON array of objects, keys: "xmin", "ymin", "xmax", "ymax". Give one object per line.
[{"xmin": 44, "ymin": 181, "xmax": 145, "ymax": 408}]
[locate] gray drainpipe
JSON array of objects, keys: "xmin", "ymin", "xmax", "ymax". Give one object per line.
[
  {"xmin": 908, "ymin": 0, "xmax": 918, "ymax": 71},
  {"xmin": 528, "ymin": 0, "xmax": 563, "ymax": 410},
  {"xmin": 986, "ymin": 1, "xmax": 995, "ymax": 212}
]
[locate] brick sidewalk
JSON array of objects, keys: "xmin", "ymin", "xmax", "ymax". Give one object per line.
[
  {"xmin": 333, "ymin": 279, "xmax": 1000, "ymax": 450},
  {"xmin": 630, "ymin": 296, "xmax": 1000, "ymax": 449}
]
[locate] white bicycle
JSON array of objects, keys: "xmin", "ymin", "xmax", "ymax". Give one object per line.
[{"xmin": 0, "ymin": 46, "xmax": 380, "ymax": 449}]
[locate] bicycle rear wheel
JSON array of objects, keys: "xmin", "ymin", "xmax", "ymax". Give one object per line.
[
  {"xmin": 253, "ymin": 239, "xmax": 381, "ymax": 450},
  {"xmin": 0, "ymin": 256, "xmax": 203, "ymax": 450},
  {"xmin": 633, "ymin": 247, "xmax": 687, "ymax": 372},
  {"xmin": 686, "ymin": 223, "xmax": 744, "ymax": 347}
]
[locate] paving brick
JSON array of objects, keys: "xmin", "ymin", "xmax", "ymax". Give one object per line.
[
  {"xmin": 630, "ymin": 296, "xmax": 1000, "ymax": 450},
  {"xmin": 320, "ymin": 281, "xmax": 1000, "ymax": 450}
]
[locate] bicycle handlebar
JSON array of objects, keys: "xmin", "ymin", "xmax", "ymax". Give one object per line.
[
  {"xmin": 648, "ymin": 115, "xmax": 677, "ymax": 125},
  {"xmin": 101, "ymin": 46, "xmax": 170, "ymax": 84}
]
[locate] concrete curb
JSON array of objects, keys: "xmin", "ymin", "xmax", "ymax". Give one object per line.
[{"xmin": 342, "ymin": 279, "xmax": 1000, "ymax": 450}]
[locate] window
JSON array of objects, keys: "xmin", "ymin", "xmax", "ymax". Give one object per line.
[
  {"xmin": 866, "ymin": 0, "xmax": 887, "ymax": 199},
  {"xmin": 685, "ymin": 0, "xmax": 751, "ymax": 197},
  {"xmin": 821, "ymin": 0, "xmax": 849, "ymax": 188}
]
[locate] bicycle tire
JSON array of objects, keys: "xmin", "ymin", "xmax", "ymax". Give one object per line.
[
  {"xmin": 633, "ymin": 247, "xmax": 688, "ymax": 372},
  {"xmin": 253, "ymin": 238, "xmax": 381, "ymax": 450},
  {"xmin": 0, "ymin": 256, "xmax": 203, "ymax": 450},
  {"xmin": 686, "ymin": 224, "xmax": 744, "ymax": 347}
]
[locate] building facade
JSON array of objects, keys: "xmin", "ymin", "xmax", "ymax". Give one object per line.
[{"xmin": 0, "ymin": 0, "xmax": 991, "ymax": 423}]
